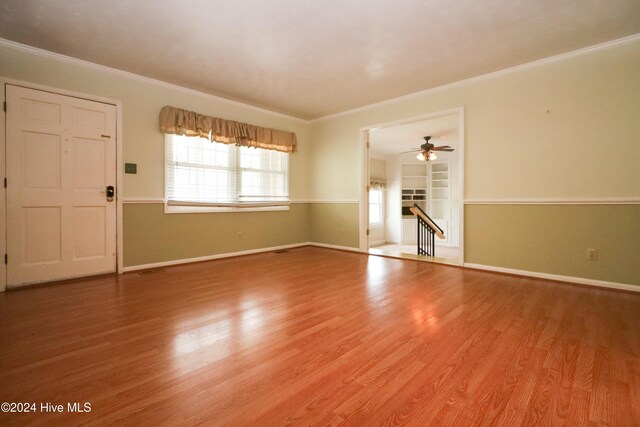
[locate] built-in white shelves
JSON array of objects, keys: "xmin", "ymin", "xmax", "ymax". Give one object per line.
[
  {"xmin": 401, "ymin": 164, "xmax": 428, "ymax": 216},
  {"xmin": 401, "ymin": 188, "xmax": 427, "ymax": 201},
  {"xmin": 430, "ymin": 161, "xmax": 450, "ymax": 200}
]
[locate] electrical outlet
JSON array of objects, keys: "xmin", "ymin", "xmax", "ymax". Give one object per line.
[
  {"xmin": 238, "ymin": 232, "xmax": 243, "ymax": 239},
  {"xmin": 587, "ymin": 249, "xmax": 598, "ymax": 261}
]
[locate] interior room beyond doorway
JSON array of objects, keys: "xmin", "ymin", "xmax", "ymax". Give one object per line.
[{"xmin": 367, "ymin": 110, "xmax": 463, "ymax": 265}]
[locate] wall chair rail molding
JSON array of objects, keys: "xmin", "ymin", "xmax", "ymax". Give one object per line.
[
  {"xmin": 291, "ymin": 199, "xmax": 360, "ymax": 204},
  {"xmin": 463, "ymin": 198, "xmax": 640, "ymax": 205},
  {"xmin": 123, "ymin": 198, "xmax": 165, "ymax": 204}
]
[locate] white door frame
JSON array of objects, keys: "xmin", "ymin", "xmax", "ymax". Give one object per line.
[
  {"xmin": 0, "ymin": 77, "xmax": 124, "ymax": 292},
  {"xmin": 358, "ymin": 107, "xmax": 465, "ymax": 265}
]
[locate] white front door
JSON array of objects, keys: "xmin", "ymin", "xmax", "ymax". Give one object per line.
[{"xmin": 6, "ymin": 84, "xmax": 117, "ymax": 287}]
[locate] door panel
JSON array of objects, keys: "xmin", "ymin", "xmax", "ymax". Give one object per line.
[
  {"xmin": 23, "ymin": 98, "xmax": 61, "ymax": 125},
  {"xmin": 6, "ymin": 85, "xmax": 117, "ymax": 287},
  {"xmin": 24, "ymin": 132, "xmax": 62, "ymax": 189},
  {"xmin": 73, "ymin": 207, "xmax": 106, "ymax": 260},
  {"xmin": 72, "ymin": 106, "xmax": 106, "ymax": 131},
  {"xmin": 23, "ymin": 207, "xmax": 62, "ymax": 265},
  {"xmin": 74, "ymin": 138, "xmax": 106, "ymax": 190}
]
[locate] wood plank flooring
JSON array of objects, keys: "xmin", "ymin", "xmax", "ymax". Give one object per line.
[{"xmin": 0, "ymin": 247, "xmax": 639, "ymax": 426}]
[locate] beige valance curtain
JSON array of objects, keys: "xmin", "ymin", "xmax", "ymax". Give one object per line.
[
  {"xmin": 159, "ymin": 106, "xmax": 297, "ymax": 153},
  {"xmin": 370, "ymin": 179, "xmax": 386, "ymax": 190}
]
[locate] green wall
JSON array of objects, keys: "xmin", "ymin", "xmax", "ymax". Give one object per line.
[
  {"xmin": 308, "ymin": 203, "xmax": 360, "ymax": 248},
  {"xmin": 465, "ymin": 204, "xmax": 640, "ymax": 285},
  {"xmin": 123, "ymin": 203, "xmax": 361, "ymax": 267},
  {"xmin": 123, "ymin": 204, "xmax": 310, "ymax": 266}
]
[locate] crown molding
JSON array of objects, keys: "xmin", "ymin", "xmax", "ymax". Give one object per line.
[
  {"xmin": 310, "ymin": 33, "xmax": 640, "ymax": 123},
  {"xmin": 2, "ymin": 33, "xmax": 639, "ymax": 125},
  {"xmin": 0, "ymin": 38, "xmax": 309, "ymax": 124}
]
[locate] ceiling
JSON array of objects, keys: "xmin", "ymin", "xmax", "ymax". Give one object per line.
[
  {"xmin": 370, "ymin": 114, "xmax": 458, "ymax": 157},
  {"xmin": 1, "ymin": 1, "xmax": 639, "ymax": 120}
]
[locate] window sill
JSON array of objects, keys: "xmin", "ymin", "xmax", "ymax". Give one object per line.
[{"xmin": 164, "ymin": 203, "xmax": 290, "ymax": 214}]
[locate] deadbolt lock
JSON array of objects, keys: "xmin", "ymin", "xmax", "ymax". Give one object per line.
[{"xmin": 106, "ymin": 185, "xmax": 115, "ymax": 202}]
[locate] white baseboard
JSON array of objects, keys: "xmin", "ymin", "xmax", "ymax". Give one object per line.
[
  {"xmin": 369, "ymin": 239, "xmax": 386, "ymax": 247},
  {"xmin": 122, "ymin": 241, "xmax": 364, "ymax": 272},
  {"xmin": 122, "ymin": 243, "xmax": 309, "ymax": 272},
  {"xmin": 463, "ymin": 263, "xmax": 639, "ymax": 293},
  {"xmin": 306, "ymin": 242, "xmax": 364, "ymax": 253},
  {"xmin": 123, "ymin": 243, "xmax": 638, "ymax": 294}
]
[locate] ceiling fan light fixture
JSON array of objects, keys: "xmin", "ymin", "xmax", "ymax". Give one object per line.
[
  {"xmin": 416, "ymin": 152, "xmax": 426, "ymax": 161},
  {"xmin": 428, "ymin": 151, "xmax": 437, "ymax": 160}
]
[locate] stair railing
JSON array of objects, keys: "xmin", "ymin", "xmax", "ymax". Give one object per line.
[{"xmin": 409, "ymin": 203, "xmax": 445, "ymax": 256}]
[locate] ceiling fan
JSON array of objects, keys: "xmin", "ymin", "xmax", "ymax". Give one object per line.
[{"xmin": 402, "ymin": 136, "xmax": 454, "ymax": 161}]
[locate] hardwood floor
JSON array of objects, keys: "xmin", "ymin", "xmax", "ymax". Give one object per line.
[{"xmin": 0, "ymin": 247, "xmax": 639, "ymax": 426}]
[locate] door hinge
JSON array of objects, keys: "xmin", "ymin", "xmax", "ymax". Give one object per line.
[
  {"xmin": 366, "ymin": 185, "xmax": 370, "ymax": 192},
  {"xmin": 3, "ymin": 101, "xmax": 6, "ymax": 112},
  {"xmin": 366, "ymin": 229, "xmax": 370, "ymax": 236},
  {"xmin": 366, "ymin": 141, "xmax": 370, "ymax": 149},
  {"xmin": 3, "ymin": 178, "xmax": 6, "ymax": 188},
  {"xmin": 4, "ymin": 254, "xmax": 7, "ymax": 265}
]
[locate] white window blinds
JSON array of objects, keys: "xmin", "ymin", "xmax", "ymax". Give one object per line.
[{"xmin": 165, "ymin": 134, "xmax": 289, "ymax": 206}]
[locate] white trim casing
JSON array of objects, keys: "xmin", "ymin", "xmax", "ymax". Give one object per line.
[
  {"xmin": 359, "ymin": 107, "xmax": 465, "ymax": 266},
  {"xmin": 1, "ymin": 77, "xmax": 125, "ymax": 290},
  {"xmin": 0, "ymin": 83, "xmax": 6, "ymax": 292},
  {"xmin": 116, "ymin": 101, "xmax": 124, "ymax": 275},
  {"xmin": 464, "ymin": 263, "xmax": 639, "ymax": 293}
]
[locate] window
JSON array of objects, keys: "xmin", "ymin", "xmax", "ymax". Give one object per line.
[
  {"xmin": 165, "ymin": 134, "xmax": 289, "ymax": 211},
  {"xmin": 369, "ymin": 189, "xmax": 383, "ymax": 226}
]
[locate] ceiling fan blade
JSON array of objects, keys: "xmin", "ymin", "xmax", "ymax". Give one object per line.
[
  {"xmin": 399, "ymin": 149, "xmax": 421, "ymax": 154},
  {"xmin": 433, "ymin": 147, "xmax": 454, "ymax": 152}
]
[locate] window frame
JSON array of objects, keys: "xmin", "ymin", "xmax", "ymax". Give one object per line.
[
  {"xmin": 164, "ymin": 134, "xmax": 290, "ymax": 214},
  {"xmin": 368, "ymin": 189, "xmax": 384, "ymax": 227}
]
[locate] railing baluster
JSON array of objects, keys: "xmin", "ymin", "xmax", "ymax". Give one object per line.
[
  {"xmin": 413, "ymin": 203, "xmax": 441, "ymax": 258},
  {"xmin": 424, "ymin": 220, "xmax": 427, "ymax": 255},
  {"xmin": 418, "ymin": 218, "xmax": 421, "ymax": 255}
]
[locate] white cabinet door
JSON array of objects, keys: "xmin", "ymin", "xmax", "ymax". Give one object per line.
[
  {"xmin": 401, "ymin": 219, "xmax": 417, "ymax": 244},
  {"xmin": 6, "ymin": 85, "xmax": 117, "ymax": 287}
]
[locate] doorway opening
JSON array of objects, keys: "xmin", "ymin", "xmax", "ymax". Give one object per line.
[{"xmin": 360, "ymin": 108, "xmax": 464, "ymax": 265}]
